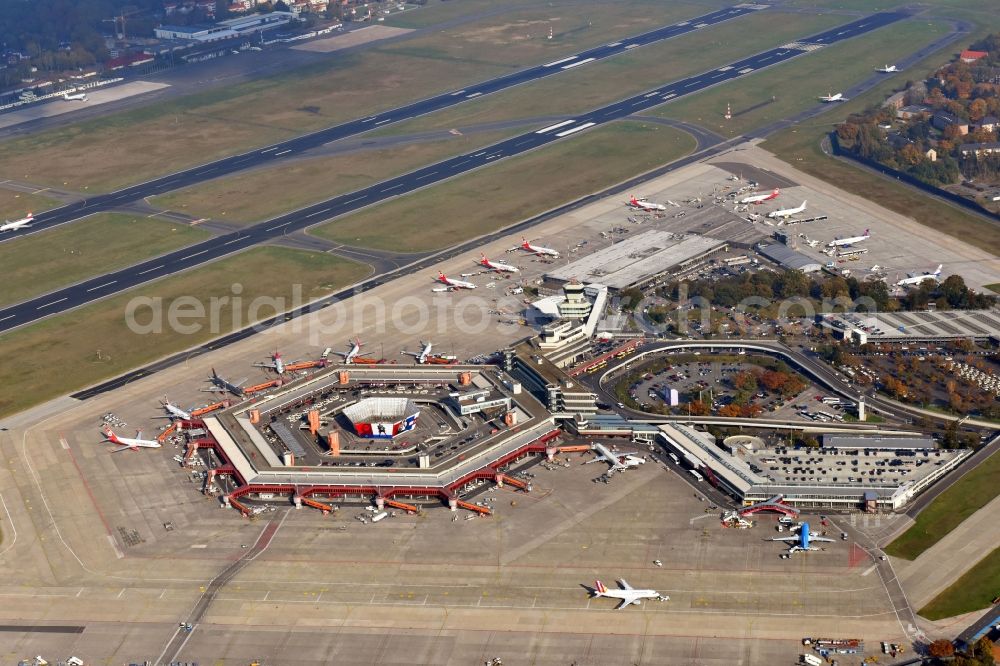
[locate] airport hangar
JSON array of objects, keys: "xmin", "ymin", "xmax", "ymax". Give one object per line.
[
  {"xmin": 818, "ymin": 309, "xmax": 1000, "ymax": 345},
  {"xmin": 174, "ymin": 362, "xmax": 571, "ymax": 516}
]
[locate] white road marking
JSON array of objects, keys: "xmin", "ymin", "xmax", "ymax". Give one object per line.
[
  {"xmin": 86, "ymin": 280, "xmax": 117, "ymax": 292},
  {"xmin": 374, "ymin": 119, "xmax": 392, "ymax": 125},
  {"xmin": 543, "ymin": 56, "xmax": 577, "ymax": 67},
  {"xmin": 274, "ymin": 149, "xmax": 291, "ymax": 156},
  {"xmin": 554, "ymin": 122, "xmax": 595, "ymax": 137},
  {"xmin": 138, "ymin": 265, "xmax": 164, "ymax": 275},
  {"xmin": 536, "ymin": 119, "xmax": 576, "ymax": 134},
  {"xmin": 0, "ymin": 315, "xmax": 15, "ymax": 323},
  {"xmin": 180, "ymin": 250, "xmax": 209, "ymax": 260},
  {"xmin": 561, "ymin": 57, "xmax": 595, "ymax": 70},
  {"xmin": 260, "ymin": 147, "xmax": 279, "ymax": 153},
  {"xmin": 37, "ymin": 298, "xmax": 68, "ymax": 310},
  {"xmin": 465, "ymin": 92, "xmax": 482, "ymax": 98}
]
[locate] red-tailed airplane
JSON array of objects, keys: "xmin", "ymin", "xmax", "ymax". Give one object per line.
[
  {"xmin": 739, "ymin": 188, "xmax": 779, "ymax": 204},
  {"xmin": 479, "ymin": 253, "xmax": 519, "ymax": 273},
  {"xmin": 102, "ymin": 427, "xmax": 162, "ymax": 452},
  {"xmin": 0, "ymin": 212, "xmax": 33, "ymax": 232},
  {"xmin": 436, "ymin": 271, "xmax": 476, "ymax": 289},
  {"xmin": 627, "ymin": 195, "xmax": 666, "ymax": 211},
  {"xmin": 254, "ymin": 351, "xmax": 286, "ymax": 374},
  {"xmin": 520, "ymin": 237, "xmax": 560, "ymax": 257}
]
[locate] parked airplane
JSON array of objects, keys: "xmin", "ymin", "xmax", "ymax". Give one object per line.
[
  {"xmin": 437, "ymin": 271, "xmax": 476, "ymax": 289},
  {"xmin": 827, "ymin": 229, "xmax": 870, "ymax": 248},
  {"xmin": 585, "ymin": 443, "xmax": 646, "ymax": 471},
  {"xmin": 0, "ymin": 212, "xmax": 34, "ymax": 232},
  {"xmin": 520, "ymin": 237, "xmax": 560, "ymax": 257},
  {"xmin": 628, "ymin": 195, "xmax": 667, "ymax": 211},
  {"xmin": 157, "ymin": 397, "xmax": 192, "ymax": 420},
  {"xmin": 771, "ymin": 521, "xmax": 835, "ymax": 554},
  {"xmin": 63, "ymin": 91, "xmax": 88, "ymax": 101},
  {"xmin": 402, "ymin": 340, "xmax": 434, "ymax": 364},
  {"xmin": 334, "ymin": 339, "xmax": 363, "ymax": 364},
  {"xmin": 896, "ymin": 264, "xmax": 942, "ymax": 287},
  {"xmin": 591, "ymin": 579, "xmax": 668, "ymax": 609},
  {"xmin": 819, "ymin": 92, "xmax": 847, "ymax": 102},
  {"xmin": 103, "ymin": 427, "xmax": 162, "ymax": 452},
  {"xmin": 254, "ymin": 351, "xmax": 286, "ymax": 374},
  {"xmin": 739, "ymin": 188, "xmax": 780, "ymax": 205},
  {"xmin": 479, "ymin": 253, "xmax": 519, "ymax": 273},
  {"xmin": 876, "ymin": 64, "xmax": 898, "ymax": 73},
  {"xmin": 767, "ymin": 201, "xmax": 807, "ymax": 219},
  {"xmin": 204, "ymin": 368, "xmax": 246, "ymax": 397}
]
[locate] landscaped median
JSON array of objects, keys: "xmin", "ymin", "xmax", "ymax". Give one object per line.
[{"xmin": 919, "ymin": 545, "xmax": 1000, "ymax": 619}]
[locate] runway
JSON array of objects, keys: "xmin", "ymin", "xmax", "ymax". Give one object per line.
[
  {"xmin": 0, "ymin": 12, "xmax": 907, "ymax": 336},
  {"xmin": 0, "ymin": 4, "xmax": 761, "ymax": 242}
]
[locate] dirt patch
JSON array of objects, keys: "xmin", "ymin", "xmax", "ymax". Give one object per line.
[{"xmin": 292, "ymin": 25, "xmax": 414, "ymax": 53}]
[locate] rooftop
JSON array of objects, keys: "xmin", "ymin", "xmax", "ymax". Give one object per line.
[{"xmin": 545, "ymin": 231, "xmax": 726, "ymax": 290}]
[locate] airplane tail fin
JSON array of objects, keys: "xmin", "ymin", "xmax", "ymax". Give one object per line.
[
  {"xmin": 934, "ymin": 264, "xmax": 943, "ymax": 275},
  {"xmin": 103, "ymin": 427, "xmax": 119, "ymax": 443},
  {"xmin": 594, "ymin": 580, "xmax": 607, "ymax": 595}
]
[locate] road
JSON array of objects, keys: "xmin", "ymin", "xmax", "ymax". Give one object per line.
[
  {"xmin": 0, "ymin": 11, "xmax": 907, "ymax": 334},
  {"xmin": 153, "ymin": 512, "xmax": 286, "ymax": 666},
  {"xmin": 0, "ymin": 4, "xmax": 761, "ymax": 243}
]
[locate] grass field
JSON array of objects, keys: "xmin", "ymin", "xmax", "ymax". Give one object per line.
[
  {"xmin": 0, "ymin": 247, "xmax": 366, "ymax": 417},
  {"xmin": 885, "ymin": 448, "xmax": 1000, "ymax": 560},
  {"xmin": 656, "ymin": 20, "xmax": 952, "ymax": 138},
  {"xmin": 760, "ymin": 19, "xmax": 1000, "ymax": 258},
  {"xmin": 0, "ymin": 213, "xmax": 210, "ymax": 308},
  {"xmin": 369, "ymin": 11, "xmax": 840, "ymax": 139},
  {"xmin": 150, "ymin": 128, "xmax": 522, "ymax": 225},
  {"xmin": 919, "ymin": 546, "xmax": 1000, "ymax": 620},
  {"xmin": 0, "ymin": 0, "xmax": 717, "ymax": 192},
  {"xmin": 0, "ymin": 187, "xmax": 61, "ymax": 221},
  {"xmin": 311, "ymin": 120, "xmax": 694, "ymax": 252}
]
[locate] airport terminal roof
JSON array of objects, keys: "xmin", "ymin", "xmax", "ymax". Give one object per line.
[
  {"xmin": 545, "ymin": 231, "xmax": 726, "ymax": 290},
  {"xmin": 756, "ymin": 243, "xmax": 823, "ymax": 272},
  {"xmin": 820, "ymin": 309, "xmax": 1000, "ymax": 341},
  {"xmin": 822, "ymin": 435, "xmax": 937, "ymax": 450}
]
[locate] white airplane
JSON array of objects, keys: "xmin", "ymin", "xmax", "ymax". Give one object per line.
[
  {"xmin": 63, "ymin": 91, "xmax": 88, "ymax": 101},
  {"xmin": 739, "ymin": 188, "xmax": 780, "ymax": 205},
  {"xmin": 520, "ymin": 237, "xmax": 560, "ymax": 257},
  {"xmin": 876, "ymin": 64, "xmax": 897, "ymax": 73},
  {"xmin": 254, "ymin": 351, "xmax": 286, "ymax": 374},
  {"xmin": 585, "ymin": 443, "xmax": 646, "ymax": 471},
  {"xmin": 334, "ymin": 339, "xmax": 363, "ymax": 364},
  {"xmin": 896, "ymin": 264, "xmax": 942, "ymax": 287},
  {"xmin": 827, "ymin": 228, "xmax": 870, "ymax": 248},
  {"xmin": 819, "ymin": 92, "xmax": 847, "ymax": 102},
  {"xmin": 628, "ymin": 195, "xmax": 666, "ymax": 212},
  {"xmin": 157, "ymin": 397, "xmax": 192, "ymax": 420},
  {"xmin": 0, "ymin": 212, "xmax": 34, "ymax": 232},
  {"xmin": 401, "ymin": 340, "xmax": 434, "ymax": 364},
  {"xmin": 592, "ymin": 579, "xmax": 668, "ymax": 609},
  {"xmin": 767, "ymin": 200, "xmax": 807, "ymax": 219},
  {"xmin": 771, "ymin": 521, "xmax": 835, "ymax": 554},
  {"xmin": 479, "ymin": 253, "xmax": 519, "ymax": 273},
  {"xmin": 102, "ymin": 427, "xmax": 162, "ymax": 452},
  {"xmin": 437, "ymin": 271, "xmax": 476, "ymax": 289}
]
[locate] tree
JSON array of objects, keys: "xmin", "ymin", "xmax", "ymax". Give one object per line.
[{"xmin": 928, "ymin": 639, "xmax": 955, "ymax": 659}]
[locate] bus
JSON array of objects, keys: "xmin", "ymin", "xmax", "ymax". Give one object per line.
[
  {"xmin": 668, "ymin": 452, "xmax": 680, "ymax": 464},
  {"xmin": 837, "ymin": 248, "xmax": 869, "ymax": 258},
  {"xmin": 688, "ymin": 469, "xmax": 703, "ymax": 482},
  {"xmin": 821, "ymin": 396, "xmax": 841, "ymax": 405}
]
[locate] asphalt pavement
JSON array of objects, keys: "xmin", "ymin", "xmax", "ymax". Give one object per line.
[
  {"xmin": 0, "ymin": 11, "xmax": 907, "ymax": 335},
  {"xmin": 0, "ymin": 4, "xmax": 761, "ymax": 244}
]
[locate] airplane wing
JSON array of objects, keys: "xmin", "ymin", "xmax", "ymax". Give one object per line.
[
  {"xmin": 810, "ymin": 536, "xmax": 835, "ymax": 543},
  {"xmin": 109, "ymin": 445, "xmax": 134, "ymax": 453},
  {"xmin": 771, "ymin": 536, "xmax": 798, "ymax": 542},
  {"xmin": 618, "ymin": 579, "xmax": 633, "ymax": 590},
  {"xmin": 615, "ymin": 597, "xmax": 633, "ymax": 610}
]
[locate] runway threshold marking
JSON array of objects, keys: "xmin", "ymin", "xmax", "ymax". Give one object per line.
[
  {"xmin": 536, "ymin": 119, "xmax": 576, "ymax": 134},
  {"xmin": 554, "ymin": 122, "xmax": 595, "ymax": 137},
  {"xmin": 561, "ymin": 57, "xmax": 595, "ymax": 70},
  {"xmin": 544, "ymin": 56, "xmax": 578, "ymax": 68}
]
